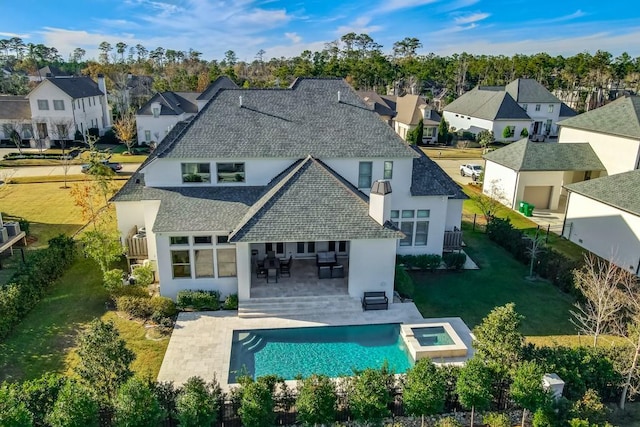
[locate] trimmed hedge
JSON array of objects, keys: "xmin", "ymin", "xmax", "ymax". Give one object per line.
[
  {"xmin": 115, "ymin": 295, "xmax": 177, "ymax": 322},
  {"xmin": 176, "ymin": 290, "xmax": 220, "ymax": 311},
  {"xmin": 0, "ymin": 235, "xmax": 75, "ymax": 339},
  {"xmin": 396, "ymin": 254, "xmax": 443, "ymax": 272},
  {"xmin": 443, "ymin": 253, "xmax": 467, "ymax": 270}
]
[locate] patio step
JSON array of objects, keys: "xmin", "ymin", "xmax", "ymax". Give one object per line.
[{"xmin": 238, "ymin": 295, "xmax": 363, "ymax": 319}]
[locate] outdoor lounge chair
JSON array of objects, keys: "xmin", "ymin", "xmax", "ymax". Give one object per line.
[
  {"xmin": 279, "ymin": 256, "xmax": 292, "ymax": 277},
  {"xmin": 256, "ymin": 261, "xmax": 267, "ymax": 278},
  {"xmin": 267, "ymin": 267, "xmax": 278, "ymax": 283}
]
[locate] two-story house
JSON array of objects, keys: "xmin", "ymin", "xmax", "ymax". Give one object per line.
[
  {"xmin": 136, "ymin": 76, "xmax": 238, "ymax": 145},
  {"xmin": 26, "ymin": 75, "xmax": 110, "ymax": 141},
  {"xmin": 444, "ymin": 78, "xmax": 574, "ymax": 141},
  {"xmin": 113, "ymin": 78, "xmax": 466, "ymax": 303}
]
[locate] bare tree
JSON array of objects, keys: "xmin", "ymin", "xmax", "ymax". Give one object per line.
[
  {"xmin": 112, "ymin": 109, "xmax": 137, "ymax": 154},
  {"xmin": 570, "ymin": 254, "xmax": 628, "ymax": 347},
  {"xmin": 51, "ymin": 118, "xmax": 75, "ymax": 188},
  {"xmin": 474, "ymin": 179, "xmax": 509, "ymax": 223},
  {"xmin": 525, "ymin": 234, "xmax": 545, "ymax": 279},
  {"xmin": 615, "ymin": 274, "xmax": 640, "ymax": 409}
]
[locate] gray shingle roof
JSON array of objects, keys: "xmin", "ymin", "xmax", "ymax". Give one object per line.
[
  {"xmin": 41, "ymin": 77, "xmax": 103, "ymax": 99},
  {"xmin": 559, "ymin": 102, "xmax": 577, "ymax": 118},
  {"xmin": 137, "ymin": 92, "xmax": 199, "ymax": 116},
  {"xmin": 0, "ymin": 95, "xmax": 30, "ymax": 120},
  {"xmin": 558, "ymin": 96, "xmax": 640, "ymax": 140},
  {"xmin": 483, "ymin": 138, "xmax": 605, "ymax": 172},
  {"xmin": 356, "ymin": 90, "xmax": 397, "ymax": 117},
  {"xmin": 196, "ymin": 76, "xmax": 238, "ymax": 101},
  {"xmin": 444, "ymin": 87, "xmax": 530, "ymax": 121},
  {"xmin": 156, "ymin": 78, "xmax": 418, "ymax": 159},
  {"xmin": 411, "ymin": 148, "xmax": 467, "ymax": 199},
  {"xmin": 565, "ymin": 169, "xmax": 640, "ymax": 216},
  {"xmin": 229, "ymin": 156, "xmax": 402, "ymax": 242},
  {"xmin": 505, "ymin": 78, "xmax": 560, "ymax": 104}
]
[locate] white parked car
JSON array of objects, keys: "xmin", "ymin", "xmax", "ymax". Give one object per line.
[{"xmin": 460, "ymin": 163, "xmax": 483, "ymax": 180}]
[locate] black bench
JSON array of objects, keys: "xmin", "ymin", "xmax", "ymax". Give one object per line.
[{"xmin": 362, "ymin": 291, "xmax": 389, "ymax": 311}]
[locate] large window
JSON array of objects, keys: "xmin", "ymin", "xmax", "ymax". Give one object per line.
[
  {"xmin": 383, "ymin": 161, "xmax": 393, "ymax": 179},
  {"xmin": 392, "ymin": 209, "xmax": 430, "ymax": 247},
  {"xmin": 545, "ymin": 119, "xmax": 552, "ymax": 134},
  {"xmin": 144, "ymin": 130, "xmax": 151, "ymax": 142},
  {"xmin": 358, "ymin": 161, "xmax": 372, "ymax": 188},
  {"xmin": 152, "ymin": 107, "xmax": 160, "ymax": 118},
  {"xmin": 21, "ymin": 124, "xmax": 33, "ymax": 138},
  {"xmin": 400, "ymin": 222, "xmax": 414, "ymax": 246},
  {"xmin": 171, "ymin": 250, "xmax": 191, "ymax": 278},
  {"xmin": 217, "ymin": 163, "xmax": 245, "ymax": 183},
  {"xmin": 181, "ymin": 163, "xmax": 211, "ymax": 183},
  {"xmin": 548, "ymin": 104, "xmax": 554, "ymax": 113},
  {"xmin": 535, "ymin": 104, "xmax": 541, "ymax": 112},
  {"xmin": 53, "ymin": 100, "xmax": 65, "ymax": 110},
  {"xmin": 415, "ymin": 221, "xmax": 429, "ymax": 246},
  {"xmin": 37, "ymin": 99, "xmax": 49, "ymax": 110},
  {"xmin": 217, "ymin": 249, "xmax": 237, "ymax": 277},
  {"xmin": 194, "ymin": 249, "xmax": 214, "ymax": 278},
  {"xmin": 2, "ymin": 124, "xmax": 12, "ymax": 138}
]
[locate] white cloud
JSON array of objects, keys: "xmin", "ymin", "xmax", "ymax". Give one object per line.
[
  {"xmin": 335, "ymin": 16, "xmax": 383, "ymax": 35},
  {"xmin": 532, "ymin": 9, "xmax": 587, "ymax": 25},
  {"xmin": 453, "ymin": 12, "xmax": 490, "ymax": 25},
  {"xmin": 39, "ymin": 27, "xmax": 139, "ymax": 60},
  {"xmin": 262, "ymin": 40, "xmax": 328, "ymax": 59},
  {"xmin": 437, "ymin": 0, "xmax": 479, "ymax": 13},
  {"xmin": 285, "ymin": 32, "xmax": 302, "ymax": 43},
  {"xmin": 0, "ymin": 32, "xmax": 30, "ymax": 39},
  {"xmin": 376, "ymin": 0, "xmax": 439, "ymax": 13}
]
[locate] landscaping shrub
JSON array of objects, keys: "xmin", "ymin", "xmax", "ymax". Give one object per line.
[
  {"xmin": 435, "ymin": 417, "xmax": 463, "ymax": 427},
  {"xmin": 296, "ymin": 374, "xmax": 337, "ymax": 426},
  {"xmin": 150, "ymin": 296, "xmax": 178, "ymax": 319},
  {"xmin": 131, "ymin": 265, "xmax": 154, "ymax": 287},
  {"xmin": 176, "ymin": 290, "xmax": 220, "ymax": 311},
  {"xmin": 17, "ymin": 218, "xmax": 29, "ymax": 236},
  {"xmin": 19, "ymin": 373, "xmax": 67, "ymax": 427},
  {"xmin": 112, "ymin": 285, "xmax": 149, "ymax": 298},
  {"xmin": 103, "ymin": 268, "xmax": 125, "ymax": 293},
  {"xmin": 223, "ymin": 293, "xmax": 239, "ymax": 310},
  {"xmin": 3, "ymin": 149, "xmax": 81, "ymax": 161},
  {"xmin": 443, "ymin": 252, "xmax": 466, "ymax": 270},
  {"xmin": 348, "ymin": 367, "xmax": 393, "ymax": 425},
  {"xmin": 113, "ymin": 377, "xmax": 166, "ymax": 427},
  {"xmin": 175, "ymin": 377, "xmax": 219, "ymax": 427},
  {"xmin": 0, "ymin": 383, "xmax": 33, "ymax": 427},
  {"xmin": 394, "ymin": 264, "xmax": 414, "ymax": 297},
  {"xmin": 0, "ymin": 235, "xmax": 75, "ymax": 340},
  {"xmin": 116, "ymin": 296, "xmax": 153, "ymax": 319},
  {"xmin": 415, "ymin": 254, "xmax": 443, "ymax": 271},
  {"xmin": 239, "ymin": 379, "xmax": 275, "ymax": 427},
  {"xmin": 483, "ymin": 412, "xmax": 511, "ymax": 427},
  {"xmin": 100, "ymin": 129, "xmax": 119, "ymax": 145},
  {"xmin": 46, "ymin": 381, "xmax": 100, "ymax": 427}
]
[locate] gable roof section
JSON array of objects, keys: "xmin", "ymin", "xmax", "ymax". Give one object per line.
[
  {"xmin": 229, "ymin": 156, "xmax": 402, "ymax": 242},
  {"xmin": 196, "ymin": 76, "xmax": 238, "ymax": 101},
  {"xmin": 558, "ymin": 96, "xmax": 640, "ymax": 140},
  {"xmin": 155, "ymin": 78, "xmax": 418, "ymax": 159},
  {"xmin": 411, "ymin": 148, "xmax": 467, "ymax": 199},
  {"xmin": 565, "ymin": 169, "xmax": 640, "ymax": 216},
  {"xmin": 40, "ymin": 77, "xmax": 103, "ymax": 99},
  {"xmin": 559, "ymin": 102, "xmax": 577, "ymax": 118},
  {"xmin": 505, "ymin": 78, "xmax": 560, "ymax": 104},
  {"xmin": 137, "ymin": 91, "xmax": 199, "ymax": 116},
  {"xmin": 0, "ymin": 95, "xmax": 31, "ymax": 120},
  {"xmin": 484, "ymin": 138, "xmax": 605, "ymax": 171},
  {"xmin": 444, "ymin": 87, "xmax": 530, "ymax": 121},
  {"xmin": 395, "ymin": 94, "xmax": 428, "ymax": 125},
  {"xmin": 356, "ymin": 90, "xmax": 396, "ymax": 117}
]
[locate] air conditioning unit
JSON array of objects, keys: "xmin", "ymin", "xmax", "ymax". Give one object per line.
[
  {"xmin": 0, "ymin": 228, "xmax": 8, "ymax": 243},
  {"xmin": 4, "ymin": 222, "xmax": 20, "ymax": 237}
]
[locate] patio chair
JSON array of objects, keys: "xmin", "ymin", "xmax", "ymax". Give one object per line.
[
  {"xmin": 331, "ymin": 264, "xmax": 344, "ymax": 278},
  {"xmin": 267, "ymin": 267, "xmax": 278, "ymax": 283},
  {"xmin": 280, "ymin": 256, "xmax": 293, "ymax": 277},
  {"xmin": 256, "ymin": 261, "xmax": 267, "ymax": 278},
  {"xmin": 318, "ymin": 265, "xmax": 331, "ymax": 279}
]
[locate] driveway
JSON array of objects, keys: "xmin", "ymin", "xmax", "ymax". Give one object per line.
[{"xmin": 432, "ymin": 158, "xmax": 484, "ymax": 186}]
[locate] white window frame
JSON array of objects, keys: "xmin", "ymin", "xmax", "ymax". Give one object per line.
[
  {"xmin": 358, "ymin": 161, "xmax": 373, "ymax": 188},
  {"xmin": 37, "ymin": 99, "xmax": 49, "ymax": 110},
  {"xmin": 383, "ymin": 161, "xmax": 393, "ymax": 180},
  {"xmin": 535, "ymin": 104, "xmax": 541, "ymax": 112},
  {"xmin": 548, "ymin": 104, "xmax": 554, "ymax": 113},
  {"xmin": 53, "ymin": 100, "xmax": 65, "ymax": 110}
]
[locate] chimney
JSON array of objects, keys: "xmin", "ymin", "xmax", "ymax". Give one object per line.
[
  {"xmin": 369, "ymin": 180, "xmax": 392, "ymax": 226},
  {"xmin": 97, "ymin": 74, "xmax": 111, "ymax": 128}
]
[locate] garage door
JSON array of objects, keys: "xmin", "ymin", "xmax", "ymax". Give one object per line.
[{"xmin": 523, "ymin": 186, "xmax": 552, "ymax": 209}]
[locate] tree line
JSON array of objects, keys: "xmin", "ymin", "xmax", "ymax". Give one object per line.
[{"xmin": 2, "ymin": 34, "xmax": 640, "ymax": 111}]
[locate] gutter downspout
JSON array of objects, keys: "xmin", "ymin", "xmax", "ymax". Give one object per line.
[
  {"xmin": 561, "ymin": 191, "xmax": 571, "ymax": 238},
  {"xmin": 513, "ymin": 171, "xmax": 520, "ymax": 210}
]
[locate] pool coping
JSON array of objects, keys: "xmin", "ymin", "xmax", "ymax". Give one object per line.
[{"xmin": 157, "ymin": 303, "xmax": 474, "ymax": 391}]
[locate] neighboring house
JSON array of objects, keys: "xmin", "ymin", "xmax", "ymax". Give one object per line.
[
  {"xmin": 557, "ymin": 95, "xmax": 640, "ymax": 175},
  {"xmin": 356, "ymin": 91, "xmax": 396, "ymax": 125},
  {"xmin": 112, "ymin": 78, "xmax": 465, "ymax": 302},
  {"xmin": 444, "ymin": 78, "xmax": 573, "ymax": 141},
  {"xmin": 26, "ymin": 75, "xmax": 110, "ymax": 141},
  {"xmin": 482, "ymin": 138, "xmax": 605, "ymax": 210},
  {"xmin": 0, "ymin": 95, "xmax": 33, "ymax": 141},
  {"xmin": 124, "ymin": 74, "xmax": 154, "ymax": 109},
  {"xmin": 562, "ymin": 170, "xmax": 640, "ymax": 276},
  {"xmin": 136, "ymin": 76, "xmax": 238, "ymax": 145},
  {"xmin": 28, "ymin": 65, "xmax": 70, "ymax": 82}
]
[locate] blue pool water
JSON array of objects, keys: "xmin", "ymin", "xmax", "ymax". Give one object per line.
[
  {"xmin": 412, "ymin": 326, "xmax": 455, "ymax": 346},
  {"xmin": 228, "ymin": 323, "xmax": 412, "ymax": 383}
]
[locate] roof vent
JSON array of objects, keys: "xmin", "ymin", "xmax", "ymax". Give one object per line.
[
  {"xmin": 337, "ymin": 91, "xmax": 341, "ymax": 103},
  {"xmin": 239, "ymin": 95, "xmax": 243, "ymax": 107}
]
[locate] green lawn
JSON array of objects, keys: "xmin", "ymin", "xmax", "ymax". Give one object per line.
[
  {"xmin": 422, "ymin": 146, "xmax": 483, "ymax": 159},
  {"xmin": 410, "ymin": 225, "xmax": 577, "ymax": 336},
  {"xmin": 0, "ymin": 257, "xmax": 169, "ymax": 383}
]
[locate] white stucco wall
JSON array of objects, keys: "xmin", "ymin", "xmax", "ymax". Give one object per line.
[
  {"xmin": 142, "ymin": 200, "xmax": 161, "ymax": 261},
  {"xmin": 522, "ymin": 102, "xmax": 560, "ymax": 135},
  {"xmin": 563, "ymin": 192, "xmax": 640, "ymax": 275},
  {"xmin": 443, "ymin": 112, "xmax": 493, "ymax": 135},
  {"xmin": 347, "ymin": 238, "xmax": 396, "ymax": 301},
  {"xmin": 558, "ymin": 127, "xmax": 640, "ymax": 175},
  {"xmin": 394, "ymin": 195, "xmax": 449, "ymax": 255},
  {"xmin": 516, "ymin": 171, "xmax": 565, "ymax": 210},
  {"xmin": 482, "ymin": 160, "xmax": 518, "ymax": 208},
  {"xmin": 136, "ymin": 113, "xmax": 193, "ymax": 145},
  {"xmin": 28, "ymin": 81, "xmax": 106, "ymax": 138},
  {"xmin": 492, "ymin": 120, "xmax": 533, "ymax": 142},
  {"xmin": 445, "ymin": 199, "xmax": 463, "ymax": 231},
  {"xmin": 236, "ymin": 243, "xmax": 252, "ymax": 301},
  {"xmin": 114, "ymin": 201, "xmax": 146, "ymax": 240},
  {"xmin": 155, "ymin": 233, "xmax": 240, "ymax": 300}
]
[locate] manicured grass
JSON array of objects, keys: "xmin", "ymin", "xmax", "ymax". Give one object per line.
[
  {"xmin": 410, "ymin": 226, "xmax": 577, "ymax": 336},
  {"xmin": 0, "ymin": 257, "xmax": 169, "ymax": 383},
  {"xmin": 9, "ymin": 174, "xmax": 131, "ymax": 184},
  {"xmin": 422, "ymin": 146, "xmax": 483, "ymax": 159}
]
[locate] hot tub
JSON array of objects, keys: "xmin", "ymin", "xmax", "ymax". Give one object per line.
[{"xmin": 400, "ymin": 322, "xmax": 468, "ymax": 361}]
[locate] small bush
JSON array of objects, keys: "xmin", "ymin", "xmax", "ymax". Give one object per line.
[
  {"xmin": 443, "ymin": 252, "xmax": 466, "ymax": 270},
  {"xmin": 414, "ymin": 254, "xmax": 442, "ymax": 271},
  {"xmin": 223, "ymin": 294, "xmax": 239, "ymax": 310},
  {"xmin": 435, "ymin": 416, "xmax": 462, "ymax": 427},
  {"xmin": 394, "ymin": 264, "xmax": 414, "ymax": 297},
  {"xmin": 112, "ymin": 285, "xmax": 150, "ymax": 298},
  {"xmin": 177, "ymin": 290, "xmax": 220, "ymax": 311},
  {"xmin": 17, "ymin": 218, "xmax": 29, "ymax": 236},
  {"xmin": 483, "ymin": 412, "xmax": 511, "ymax": 427},
  {"xmin": 104, "ymin": 268, "xmax": 125, "ymax": 292},
  {"xmin": 116, "ymin": 295, "xmax": 154, "ymax": 319},
  {"xmin": 150, "ymin": 296, "xmax": 178, "ymax": 319},
  {"xmin": 132, "ymin": 265, "xmax": 155, "ymax": 287}
]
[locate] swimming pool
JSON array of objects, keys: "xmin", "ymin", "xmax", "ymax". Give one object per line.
[{"xmin": 228, "ymin": 323, "xmax": 412, "ymax": 383}]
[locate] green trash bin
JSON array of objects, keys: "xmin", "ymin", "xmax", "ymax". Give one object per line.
[
  {"xmin": 518, "ymin": 201, "xmax": 527, "ymax": 213},
  {"xmin": 525, "ymin": 204, "xmax": 535, "ymax": 217}
]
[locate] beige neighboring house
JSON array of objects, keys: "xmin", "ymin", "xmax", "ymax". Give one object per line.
[
  {"xmin": 394, "ymin": 95, "xmax": 441, "ymax": 144},
  {"xmin": 0, "ymin": 95, "xmax": 33, "ymax": 141},
  {"xmin": 356, "ymin": 91, "xmax": 397, "ymax": 125}
]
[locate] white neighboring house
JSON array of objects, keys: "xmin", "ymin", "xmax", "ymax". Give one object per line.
[
  {"xmin": 444, "ymin": 78, "xmax": 574, "ymax": 141},
  {"xmin": 136, "ymin": 76, "xmax": 238, "ymax": 145},
  {"xmin": 112, "ymin": 78, "xmax": 466, "ymax": 302},
  {"xmin": 562, "ymin": 170, "xmax": 640, "ymax": 276},
  {"xmin": 26, "ymin": 75, "xmax": 111, "ymax": 141},
  {"xmin": 0, "ymin": 96, "xmax": 33, "ymax": 141}
]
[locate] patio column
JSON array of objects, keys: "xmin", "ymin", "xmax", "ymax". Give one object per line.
[{"xmin": 236, "ymin": 242, "xmax": 252, "ymax": 301}]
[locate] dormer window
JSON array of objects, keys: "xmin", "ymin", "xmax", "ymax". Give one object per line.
[{"xmin": 152, "ymin": 107, "xmax": 160, "ymax": 118}]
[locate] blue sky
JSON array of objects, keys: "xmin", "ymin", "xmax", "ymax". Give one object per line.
[{"xmin": 2, "ymin": 0, "xmax": 639, "ymax": 62}]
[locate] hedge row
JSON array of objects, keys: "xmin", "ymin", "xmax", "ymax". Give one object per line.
[
  {"xmin": 3, "ymin": 149, "xmax": 81, "ymax": 160},
  {"xmin": 0, "ymin": 235, "xmax": 76, "ymax": 340},
  {"xmin": 176, "ymin": 289, "xmax": 239, "ymax": 311},
  {"xmin": 486, "ymin": 218, "xmax": 581, "ymax": 294},
  {"xmin": 396, "ymin": 253, "xmax": 467, "ymax": 272}
]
